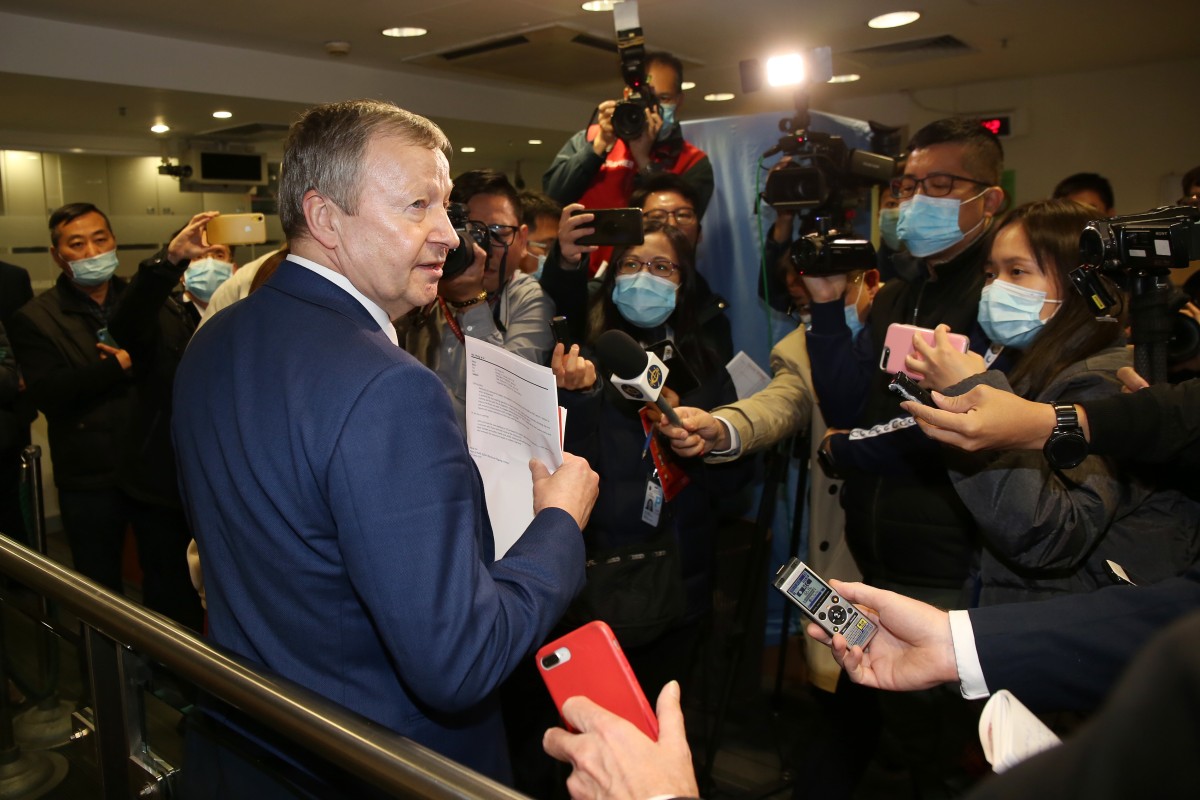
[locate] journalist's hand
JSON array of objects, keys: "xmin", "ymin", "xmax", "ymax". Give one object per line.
[
  {"xmin": 168, "ymin": 211, "xmax": 222, "ymax": 265},
  {"xmin": 907, "ymin": 324, "xmax": 986, "ymax": 391},
  {"xmin": 658, "ymin": 406, "xmax": 725, "ymax": 458},
  {"xmin": 805, "ymin": 580, "xmax": 959, "ymax": 692},
  {"xmin": 552, "ymin": 343, "xmax": 597, "ymax": 391},
  {"xmin": 438, "ymin": 243, "xmax": 487, "ymax": 304},
  {"xmin": 592, "ymin": 100, "xmax": 618, "ymax": 156},
  {"xmin": 543, "ymin": 681, "xmax": 699, "ymax": 800},
  {"xmin": 559, "ymin": 204, "xmax": 598, "ymax": 267},
  {"xmin": 901, "ymin": 383, "xmax": 1060, "ymax": 452}
]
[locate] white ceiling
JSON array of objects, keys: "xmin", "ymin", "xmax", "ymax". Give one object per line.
[{"xmin": 0, "ymin": 0, "xmax": 1196, "ymax": 178}]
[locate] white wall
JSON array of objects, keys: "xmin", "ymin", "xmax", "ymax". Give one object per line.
[{"xmin": 827, "ymin": 57, "xmax": 1200, "ymax": 213}]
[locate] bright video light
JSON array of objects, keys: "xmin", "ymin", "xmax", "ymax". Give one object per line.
[{"xmin": 766, "ymin": 54, "xmax": 806, "ymax": 87}]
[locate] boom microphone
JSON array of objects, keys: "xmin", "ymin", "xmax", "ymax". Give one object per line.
[{"xmin": 595, "ymin": 329, "xmax": 685, "ymax": 427}]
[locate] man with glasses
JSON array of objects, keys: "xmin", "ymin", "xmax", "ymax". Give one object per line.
[
  {"xmin": 543, "ymin": 52, "xmax": 713, "ymax": 222},
  {"xmin": 798, "ymin": 117, "xmax": 1007, "ymax": 797},
  {"xmin": 397, "ymin": 169, "xmax": 556, "ymax": 428},
  {"xmin": 1179, "ymin": 165, "xmax": 1200, "ymax": 207}
]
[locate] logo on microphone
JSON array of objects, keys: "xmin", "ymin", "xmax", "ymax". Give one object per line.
[
  {"xmin": 620, "ymin": 385, "xmax": 645, "ymax": 400},
  {"xmin": 647, "ymin": 364, "xmax": 664, "ymax": 390}
]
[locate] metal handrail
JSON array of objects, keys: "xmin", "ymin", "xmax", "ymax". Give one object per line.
[{"xmin": 0, "ymin": 535, "xmax": 527, "ymax": 800}]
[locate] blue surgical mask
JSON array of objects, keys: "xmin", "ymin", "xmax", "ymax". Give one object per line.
[
  {"xmin": 67, "ymin": 249, "xmax": 119, "ymax": 287},
  {"xmin": 897, "ymin": 189, "xmax": 988, "ymax": 258},
  {"xmin": 184, "ymin": 257, "xmax": 234, "ymax": 303},
  {"xmin": 656, "ymin": 102, "xmax": 677, "ymax": 141},
  {"xmin": 879, "ymin": 206, "xmax": 902, "ymax": 251},
  {"xmin": 843, "ymin": 281, "xmax": 865, "ymax": 338},
  {"xmin": 977, "ymin": 278, "xmax": 1062, "ymax": 349},
  {"xmin": 531, "ymin": 253, "xmax": 547, "ymax": 281},
  {"xmin": 612, "ymin": 271, "xmax": 677, "ymax": 328}
]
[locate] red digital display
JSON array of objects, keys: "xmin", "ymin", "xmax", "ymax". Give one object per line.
[{"xmin": 979, "ymin": 116, "xmax": 1012, "ymax": 137}]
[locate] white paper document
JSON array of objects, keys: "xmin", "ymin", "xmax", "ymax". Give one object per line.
[
  {"xmin": 464, "ymin": 337, "xmax": 564, "ymax": 559},
  {"xmin": 978, "ymin": 689, "xmax": 1062, "ymax": 773},
  {"xmin": 726, "ymin": 350, "xmax": 771, "ymax": 400}
]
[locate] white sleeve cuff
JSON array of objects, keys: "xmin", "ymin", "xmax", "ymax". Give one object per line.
[
  {"xmin": 948, "ymin": 609, "xmax": 991, "ymax": 700},
  {"xmin": 708, "ymin": 415, "xmax": 742, "ymax": 458}
]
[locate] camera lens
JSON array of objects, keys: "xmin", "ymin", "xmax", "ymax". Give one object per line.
[{"xmin": 612, "ymin": 99, "xmax": 647, "ymax": 141}]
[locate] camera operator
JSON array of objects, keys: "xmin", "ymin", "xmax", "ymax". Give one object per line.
[{"xmin": 542, "ymin": 51, "xmax": 713, "ymax": 260}]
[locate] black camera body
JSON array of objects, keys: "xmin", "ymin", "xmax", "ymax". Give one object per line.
[
  {"xmin": 442, "ymin": 202, "xmax": 488, "ymax": 281},
  {"xmin": 789, "ymin": 231, "xmax": 877, "ymax": 277},
  {"xmin": 612, "ymin": 16, "xmax": 657, "ymax": 142},
  {"xmin": 763, "ymin": 130, "xmax": 893, "ymax": 211}
]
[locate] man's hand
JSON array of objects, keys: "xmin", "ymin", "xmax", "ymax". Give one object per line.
[
  {"xmin": 543, "ymin": 681, "xmax": 699, "ymax": 800},
  {"xmin": 96, "ymin": 342, "xmax": 132, "ymax": 372},
  {"xmin": 438, "ymin": 244, "xmax": 487, "ymax": 304},
  {"xmin": 552, "ymin": 343, "xmax": 597, "ymax": 391},
  {"xmin": 907, "ymin": 324, "xmax": 986, "ymax": 391},
  {"xmin": 901, "ymin": 383, "xmax": 1061, "ymax": 452},
  {"xmin": 658, "ymin": 406, "xmax": 727, "ymax": 458},
  {"xmin": 800, "ymin": 273, "xmax": 847, "ymax": 304},
  {"xmin": 591, "ymin": 100, "xmax": 619, "ymax": 157},
  {"xmin": 804, "ymin": 580, "xmax": 959, "ymax": 692},
  {"xmin": 625, "ymin": 106, "xmax": 663, "ymax": 170},
  {"xmin": 1117, "ymin": 365, "xmax": 1149, "ymax": 393},
  {"xmin": 559, "ymin": 204, "xmax": 598, "ymax": 267},
  {"xmin": 530, "ymin": 452, "xmax": 599, "ymax": 531},
  {"xmin": 167, "ymin": 211, "xmax": 222, "ymax": 265}
]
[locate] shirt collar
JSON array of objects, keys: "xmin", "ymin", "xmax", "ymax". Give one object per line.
[{"xmin": 286, "ymin": 254, "xmax": 399, "ymax": 346}]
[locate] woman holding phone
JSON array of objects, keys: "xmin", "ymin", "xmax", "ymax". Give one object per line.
[{"xmin": 909, "ymin": 199, "xmax": 1200, "ymax": 605}]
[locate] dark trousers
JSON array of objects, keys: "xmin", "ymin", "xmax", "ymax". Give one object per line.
[{"xmin": 57, "ymin": 487, "xmax": 203, "ymax": 631}]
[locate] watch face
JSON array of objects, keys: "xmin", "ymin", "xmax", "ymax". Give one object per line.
[{"xmin": 1048, "ymin": 433, "xmax": 1089, "ymax": 469}]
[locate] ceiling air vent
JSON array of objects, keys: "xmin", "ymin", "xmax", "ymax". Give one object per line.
[
  {"xmin": 440, "ymin": 35, "xmax": 531, "ymax": 62},
  {"xmin": 846, "ymin": 34, "xmax": 975, "ymax": 69}
]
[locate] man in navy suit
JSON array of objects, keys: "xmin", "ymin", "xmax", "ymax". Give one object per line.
[{"xmin": 172, "ymin": 99, "xmax": 598, "ymax": 788}]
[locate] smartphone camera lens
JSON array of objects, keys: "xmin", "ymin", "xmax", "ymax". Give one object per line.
[{"xmin": 541, "ymin": 653, "xmax": 560, "ymax": 669}]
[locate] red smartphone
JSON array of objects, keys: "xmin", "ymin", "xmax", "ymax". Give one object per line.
[
  {"xmin": 879, "ymin": 323, "xmax": 970, "ymax": 380},
  {"xmin": 536, "ymin": 621, "xmax": 658, "ymax": 741}
]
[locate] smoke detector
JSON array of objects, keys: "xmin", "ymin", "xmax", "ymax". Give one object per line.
[{"xmin": 324, "ymin": 40, "xmax": 351, "ymax": 57}]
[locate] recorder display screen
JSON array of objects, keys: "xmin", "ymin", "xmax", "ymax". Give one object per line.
[{"xmin": 787, "ymin": 570, "xmax": 831, "ymax": 612}]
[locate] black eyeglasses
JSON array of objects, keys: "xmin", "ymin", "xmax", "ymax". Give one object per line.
[
  {"xmin": 616, "ymin": 257, "xmax": 679, "ymax": 277},
  {"xmin": 890, "ymin": 173, "xmax": 992, "ymax": 200},
  {"xmin": 471, "ymin": 221, "xmax": 519, "ymax": 246},
  {"xmin": 644, "ymin": 208, "xmax": 698, "ymax": 225}
]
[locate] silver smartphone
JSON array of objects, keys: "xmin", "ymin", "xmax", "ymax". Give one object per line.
[{"xmin": 773, "ymin": 558, "xmax": 877, "ymax": 648}]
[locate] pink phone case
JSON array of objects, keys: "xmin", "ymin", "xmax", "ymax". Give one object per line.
[
  {"xmin": 537, "ymin": 621, "xmax": 659, "ymax": 741},
  {"xmin": 880, "ymin": 323, "xmax": 970, "ymax": 380}
]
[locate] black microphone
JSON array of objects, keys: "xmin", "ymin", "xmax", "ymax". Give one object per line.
[{"xmin": 595, "ymin": 329, "xmax": 685, "ymax": 427}]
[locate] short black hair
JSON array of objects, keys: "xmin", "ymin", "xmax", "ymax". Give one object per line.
[
  {"xmin": 48, "ymin": 202, "xmax": 113, "ymax": 246},
  {"xmin": 517, "ymin": 190, "xmax": 561, "ymax": 228},
  {"xmin": 451, "ymin": 169, "xmax": 522, "ymax": 220},
  {"xmin": 645, "ymin": 52, "xmax": 684, "ymax": 93},
  {"xmin": 1052, "ymin": 172, "xmax": 1115, "ymax": 211},
  {"xmin": 630, "ymin": 173, "xmax": 701, "ymax": 211},
  {"xmin": 907, "ymin": 117, "xmax": 1004, "ymax": 186},
  {"xmin": 1182, "ymin": 165, "xmax": 1200, "ymax": 198}
]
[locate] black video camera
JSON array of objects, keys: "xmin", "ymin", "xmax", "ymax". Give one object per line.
[
  {"xmin": 611, "ymin": 2, "xmax": 657, "ymax": 142},
  {"xmin": 1070, "ymin": 205, "xmax": 1200, "ymax": 315},
  {"xmin": 442, "ymin": 203, "xmax": 489, "ymax": 281},
  {"xmin": 762, "ymin": 127, "xmax": 894, "ymax": 212},
  {"xmin": 789, "ymin": 231, "xmax": 878, "ymax": 277}
]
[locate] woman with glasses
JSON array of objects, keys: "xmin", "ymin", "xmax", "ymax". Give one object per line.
[
  {"xmin": 550, "ymin": 219, "xmax": 745, "ymax": 696},
  {"xmin": 907, "ymin": 199, "xmax": 1200, "ymax": 606}
]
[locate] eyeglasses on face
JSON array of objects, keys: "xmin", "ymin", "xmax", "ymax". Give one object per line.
[
  {"xmin": 470, "ymin": 221, "xmax": 519, "ymax": 246},
  {"xmin": 615, "ymin": 256, "xmax": 679, "ymax": 277},
  {"xmin": 643, "ymin": 208, "xmax": 698, "ymax": 225},
  {"xmin": 890, "ymin": 173, "xmax": 991, "ymax": 200}
]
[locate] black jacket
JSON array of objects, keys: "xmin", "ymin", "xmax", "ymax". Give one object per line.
[
  {"xmin": 8, "ymin": 275, "xmax": 132, "ymax": 490},
  {"xmin": 807, "ymin": 232, "xmax": 994, "ymax": 589}
]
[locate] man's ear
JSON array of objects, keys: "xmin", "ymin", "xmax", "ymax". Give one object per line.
[
  {"xmin": 983, "ymin": 186, "xmax": 1007, "ymax": 216},
  {"xmin": 302, "ymin": 189, "xmax": 340, "ymax": 250}
]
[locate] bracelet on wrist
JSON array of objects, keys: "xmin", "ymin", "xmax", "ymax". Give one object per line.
[{"xmin": 447, "ymin": 291, "xmax": 487, "ymax": 309}]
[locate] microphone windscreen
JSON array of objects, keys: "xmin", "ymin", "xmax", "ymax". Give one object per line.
[{"xmin": 595, "ymin": 329, "xmax": 649, "ymax": 379}]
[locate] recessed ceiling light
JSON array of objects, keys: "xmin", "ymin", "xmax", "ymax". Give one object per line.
[
  {"xmin": 704, "ymin": 93, "xmax": 735, "ymax": 102},
  {"xmin": 528, "ymin": 139, "xmax": 543, "ymax": 145},
  {"xmin": 828, "ymin": 73, "xmax": 861, "ymax": 84},
  {"xmin": 69, "ymin": 148, "xmax": 84, "ymax": 154},
  {"xmin": 581, "ymin": 1, "xmax": 617, "ymax": 11},
  {"xmin": 150, "ymin": 123, "xmax": 170, "ymax": 134},
  {"xmin": 461, "ymin": 146, "xmax": 477, "ymax": 153},
  {"xmin": 212, "ymin": 110, "xmax": 233, "ymax": 119},
  {"xmin": 382, "ymin": 27, "xmax": 427, "ymax": 38},
  {"xmin": 681, "ymin": 81, "xmax": 696, "ymax": 91},
  {"xmin": 868, "ymin": 11, "xmax": 921, "ymax": 29}
]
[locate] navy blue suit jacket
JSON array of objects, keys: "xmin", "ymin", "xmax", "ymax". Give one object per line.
[
  {"xmin": 172, "ymin": 259, "xmax": 585, "ymax": 780},
  {"xmin": 970, "ymin": 563, "xmax": 1200, "ymax": 712}
]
